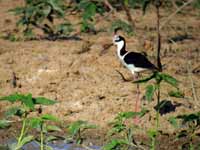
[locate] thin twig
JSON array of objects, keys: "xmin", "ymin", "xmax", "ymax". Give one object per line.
[
  {"xmin": 115, "ymin": 70, "xmax": 131, "ymax": 82},
  {"xmin": 160, "ymin": 0, "xmax": 194, "ymax": 30},
  {"xmin": 103, "ymin": 0, "xmax": 115, "ymax": 12},
  {"xmin": 187, "ymin": 61, "xmax": 200, "ymax": 109}
]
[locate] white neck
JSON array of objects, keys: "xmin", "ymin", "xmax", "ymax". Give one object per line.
[{"xmin": 116, "ymin": 41, "xmax": 125, "ymax": 58}]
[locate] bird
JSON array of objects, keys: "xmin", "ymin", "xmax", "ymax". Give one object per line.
[
  {"xmin": 113, "ymin": 35, "xmax": 158, "ymax": 76},
  {"xmin": 113, "ymin": 34, "xmax": 158, "ymax": 124}
]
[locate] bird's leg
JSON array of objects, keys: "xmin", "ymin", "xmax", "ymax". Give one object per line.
[{"xmin": 134, "ymin": 73, "xmax": 141, "ymax": 124}]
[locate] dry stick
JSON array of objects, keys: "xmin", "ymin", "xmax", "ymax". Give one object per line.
[
  {"xmin": 159, "ymin": 0, "xmax": 194, "ymax": 30},
  {"xmin": 115, "ymin": 70, "xmax": 131, "ymax": 82},
  {"xmin": 187, "ymin": 61, "xmax": 200, "ymax": 109},
  {"xmin": 103, "ymin": 0, "xmax": 115, "ymax": 12}
]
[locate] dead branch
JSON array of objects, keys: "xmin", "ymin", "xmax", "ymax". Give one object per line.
[
  {"xmin": 115, "ymin": 70, "xmax": 131, "ymax": 82},
  {"xmin": 160, "ymin": 0, "xmax": 194, "ymax": 30},
  {"xmin": 104, "ymin": 0, "xmax": 115, "ymax": 12}
]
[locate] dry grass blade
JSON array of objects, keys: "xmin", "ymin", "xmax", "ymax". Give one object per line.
[{"xmin": 187, "ymin": 61, "xmax": 200, "ymax": 109}]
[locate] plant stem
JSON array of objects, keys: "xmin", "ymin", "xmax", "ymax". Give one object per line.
[
  {"xmin": 151, "ymin": 137, "xmax": 156, "ymax": 150},
  {"xmin": 17, "ymin": 118, "xmax": 27, "ymax": 147},
  {"xmin": 156, "ymin": 83, "xmax": 160, "ymax": 130},
  {"xmin": 40, "ymin": 123, "xmax": 44, "ymax": 150},
  {"xmin": 156, "ymin": 2, "xmax": 162, "ymax": 72}
]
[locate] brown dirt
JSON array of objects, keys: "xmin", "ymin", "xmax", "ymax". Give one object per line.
[{"xmin": 0, "ymin": 0, "xmax": 200, "ymax": 149}]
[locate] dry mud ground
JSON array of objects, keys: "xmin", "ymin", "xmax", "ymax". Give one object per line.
[{"xmin": 0, "ymin": 0, "xmax": 200, "ymax": 149}]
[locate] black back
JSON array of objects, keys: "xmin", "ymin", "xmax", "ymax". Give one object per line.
[{"xmin": 123, "ymin": 52, "xmax": 157, "ymax": 70}]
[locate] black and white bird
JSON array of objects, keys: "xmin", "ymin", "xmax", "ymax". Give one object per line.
[
  {"xmin": 113, "ymin": 34, "xmax": 158, "ymax": 123},
  {"xmin": 113, "ymin": 35, "xmax": 158, "ymax": 77}
]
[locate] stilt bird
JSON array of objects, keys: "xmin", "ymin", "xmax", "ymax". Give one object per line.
[{"xmin": 113, "ymin": 34, "xmax": 158, "ymax": 123}]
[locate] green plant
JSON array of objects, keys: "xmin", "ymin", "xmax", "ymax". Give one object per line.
[
  {"xmin": 168, "ymin": 112, "xmax": 200, "ymax": 150},
  {"xmin": 76, "ymin": 0, "xmax": 105, "ymax": 33},
  {"xmin": 111, "ymin": 19, "xmax": 134, "ymax": 36},
  {"xmin": 29, "ymin": 114, "xmax": 61, "ymax": 150},
  {"xmin": 0, "ymin": 93, "xmax": 57, "ymax": 150},
  {"xmin": 134, "ymin": 71, "xmax": 181, "ymax": 149},
  {"xmin": 0, "ymin": 119, "xmax": 12, "ymax": 129},
  {"xmin": 66, "ymin": 120, "xmax": 96, "ymax": 144},
  {"xmin": 104, "ymin": 110, "xmax": 148, "ymax": 150},
  {"xmin": 9, "ymin": 0, "xmax": 73, "ymax": 40}
]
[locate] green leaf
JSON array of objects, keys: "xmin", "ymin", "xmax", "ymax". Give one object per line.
[
  {"xmin": 103, "ymin": 139, "xmax": 128, "ymax": 150},
  {"xmin": 46, "ymin": 125, "xmax": 62, "ymax": 132},
  {"xmin": 41, "ymin": 114, "xmax": 59, "ymax": 122},
  {"xmin": 48, "ymin": 0, "xmax": 65, "ymax": 16},
  {"xmin": 118, "ymin": 111, "xmax": 139, "ymax": 119},
  {"xmin": 83, "ymin": 3, "xmax": 96, "ymax": 20},
  {"xmin": 0, "ymin": 93, "xmax": 22, "ymax": 103},
  {"xmin": 117, "ymin": 109, "xmax": 149, "ymax": 120},
  {"xmin": 133, "ymin": 73, "xmax": 156, "ymax": 84},
  {"xmin": 19, "ymin": 93, "xmax": 34, "ymax": 110},
  {"xmin": 45, "ymin": 135, "xmax": 60, "ymax": 143},
  {"xmin": 29, "ymin": 117, "xmax": 42, "ymax": 129},
  {"xmin": 44, "ymin": 145, "xmax": 54, "ymax": 150},
  {"xmin": 16, "ymin": 135, "xmax": 34, "ymax": 149},
  {"xmin": 177, "ymin": 112, "xmax": 200, "ymax": 124},
  {"xmin": 145, "ymin": 84, "xmax": 156, "ymax": 101},
  {"xmin": 33, "ymin": 97, "xmax": 57, "ymax": 105},
  {"xmin": 42, "ymin": 5, "xmax": 51, "ymax": 17},
  {"xmin": 168, "ymin": 90, "xmax": 184, "ymax": 98},
  {"xmin": 0, "ymin": 120, "xmax": 12, "ymax": 129},
  {"xmin": 5, "ymin": 107, "xmax": 20, "ymax": 118},
  {"xmin": 9, "ymin": 7, "xmax": 25, "ymax": 15},
  {"xmin": 67, "ymin": 120, "xmax": 96, "ymax": 136},
  {"xmin": 160, "ymin": 73, "xmax": 178, "ymax": 87},
  {"xmin": 168, "ymin": 116, "xmax": 178, "ymax": 128},
  {"xmin": 0, "ymin": 93, "xmax": 34, "ymax": 110},
  {"xmin": 109, "ymin": 123, "xmax": 126, "ymax": 135},
  {"xmin": 124, "ymin": 0, "xmax": 129, "ymax": 6},
  {"xmin": 139, "ymin": 108, "xmax": 149, "ymax": 117},
  {"xmin": 147, "ymin": 129, "xmax": 157, "ymax": 138},
  {"xmin": 67, "ymin": 120, "xmax": 85, "ymax": 136}
]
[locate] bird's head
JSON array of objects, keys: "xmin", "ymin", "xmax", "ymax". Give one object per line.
[
  {"xmin": 113, "ymin": 34, "xmax": 125, "ymax": 45},
  {"xmin": 113, "ymin": 35, "xmax": 126, "ymax": 50}
]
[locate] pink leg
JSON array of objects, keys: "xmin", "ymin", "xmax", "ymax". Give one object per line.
[{"xmin": 133, "ymin": 73, "xmax": 141, "ymax": 124}]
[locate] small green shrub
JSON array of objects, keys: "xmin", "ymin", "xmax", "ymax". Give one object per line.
[
  {"xmin": 9, "ymin": 0, "xmax": 73, "ymax": 40},
  {"xmin": 0, "ymin": 93, "xmax": 57, "ymax": 150},
  {"xmin": 66, "ymin": 120, "xmax": 97, "ymax": 144},
  {"xmin": 104, "ymin": 110, "xmax": 148, "ymax": 150}
]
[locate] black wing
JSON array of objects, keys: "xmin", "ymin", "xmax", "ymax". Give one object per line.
[{"xmin": 124, "ymin": 52, "xmax": 157, "ymax": 70}]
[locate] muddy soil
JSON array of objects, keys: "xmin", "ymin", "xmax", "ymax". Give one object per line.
[{"xmin": 0, "ymin": 0, "xmax": 200, "ymax": 149}]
